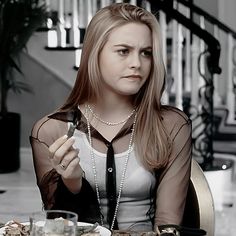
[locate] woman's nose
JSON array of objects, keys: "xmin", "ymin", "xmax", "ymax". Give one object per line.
[{"xmin": 129, "ymin": 53, "xmax": 141, "ymax": 69}]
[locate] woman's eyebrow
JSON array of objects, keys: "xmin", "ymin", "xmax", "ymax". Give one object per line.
[
  {"xmin": 113, "ymin": 44, "xmax": 152, "ymax": 49},
  {"xmin": 113, "ymin": 44, "xmax": 132, "ymax": 48}
]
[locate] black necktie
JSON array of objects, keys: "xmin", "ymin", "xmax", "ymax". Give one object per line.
[{"xmin": 106, "ymin": 141, "xmax": 119, "ymax": 230}]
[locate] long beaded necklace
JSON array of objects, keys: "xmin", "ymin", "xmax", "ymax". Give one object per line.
[
  {"xmin": 87, "ymin": 104, "xmax": 136, "ymax": 126},
  {"xmin": 85, "ymin": 105, "xmax": 137, "ymax": 230}
]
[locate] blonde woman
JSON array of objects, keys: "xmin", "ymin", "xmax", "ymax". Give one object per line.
[{"xmin": 30, "ymin": 3, "xmax": 192, "ymax": 234}]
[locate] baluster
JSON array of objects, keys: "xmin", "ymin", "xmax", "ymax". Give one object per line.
[
  {"xmin": 171, "ymin": 0, "xmax": 183, "ymax": 109},
  {"xmin": 159, "ymin": 12, "xmax": 167, "ymax": 68},
  {"xmin": 78, "ymin": 0, "xmax": 85, "ymax": 29},
  {"xmin": 75, "ymin": 0, "xmax": 85, "ymax": 69},
  {"xmin": 191, "ymin": 35, "xmax": 200, "ymax": 109},
  {"xmin": 195, "ymin": 48, "xmax": 215, "ymax": 168},
  {"xmin": 226, "ymin": 34, "xmax": 236, "ymax": 123},
  {"xmin": 233, "ymin": 41, "xmax": 236, "ymax": 113},
  {"xmin": 140, "ymin": 0, "xmax": 151, "ymax": 11},
  {"xmin": 47, "ymin": 28, "xmax": 57, "ymax": 47},
  {"xmin": 45, "ymin": 0, "xmax": 50, "ymax": 11},
  {"xmin": 70, "ymin": 0, "xmax": 80, "ymax": 47},
  {"xmin": 87, "ymin": 0, "xmax": 93, "ymax": 24},
  {"xmin": 91, "ymin": 0, "xmax": 98, "ymax": 16},
  {"xmin": 199, "ymin": 16, "xmax": 205, "ymax": 87},
  {"xmin": 78, "ymin": 0, "xmax": 87, "ymax": 44},
  {"xmin": 130, "ymin": 0, "xmax": 137, "ymax": 5},
  {"xmin": 190, "ymin": 36, "xmax": 201, "ymax": 157},
  {"xmin": 159, "ymin": 11, "xmax": 169, "ymax": 104},
  {"xmin": 213, "ymin": 25, "xmax": 222, "ymax": 106},
  {"xmin": 75, "ymin": 48, "xmax": 82, "ymax": 69},
  {"xmin": 177, "ymin": 2, "xmax": 191, "ymax": 113},
  {"xmin": 192, "ymin": 16, "xmax": 207, "ymax": 151},
  {"xmin": 145, "ymin": 1, "xmax": 151, "ymax": 12},
  {"xmin": 184, "ymin": 8, "xmax": 191, "ymax": 93},
  {"xmin": 171, "ymin": 20, "xmax": 178, "ymax": 95},
  {"xmin": 175, "ymin": 23, "xmax": 183, "ymax": 110},
  {"xmin": 171, "ymin": 0, "xmax": 178, "ymax": 94},
  {"xmin": 57, "ymin": 0, "xmax": 66, "ymax": 47},
  {"xmin": 46, "ymin": 0, "xmax": 57, "ymax": 48},
  {"xmin": 100, "ymin": 0, "xmax": 110, "ymax": 8}
]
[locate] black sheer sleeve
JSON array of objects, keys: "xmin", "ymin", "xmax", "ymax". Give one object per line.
[
  {"xmin": 154, "ymin": 107, "xmax": 192, "ymax": 227},
  {"xmin": 52, "ymin": 177, "xmax": 101, "ymax": 223},
  {"xmin": 30, "ymin": 110, "xmax": 101, "ymax": 223}
]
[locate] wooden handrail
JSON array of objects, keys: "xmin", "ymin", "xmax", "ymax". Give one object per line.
[
  {"xmin": 175, "ymin": 0, "xmax": 236, "ymax": 39},
  {"xmin": 150, "ymin": 0, "xmax": 221, "ymax": 75}
]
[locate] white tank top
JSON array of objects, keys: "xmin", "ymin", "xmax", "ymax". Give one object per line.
[{"xmin": 73, "ymin": 129, "xmax": 156, "ymax": 230}]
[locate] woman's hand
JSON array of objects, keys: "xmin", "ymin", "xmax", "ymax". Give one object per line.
[{"xmin": 48, "ymin": 135, "xmax": 83, "ymax": 193}]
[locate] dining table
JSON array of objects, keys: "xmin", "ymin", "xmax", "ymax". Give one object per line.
[{"xmin": 111, "ymin": 230, "xmax": 157, "ymax": 236}]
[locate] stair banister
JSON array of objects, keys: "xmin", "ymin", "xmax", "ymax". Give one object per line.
[
  {"xmin": 174, "ymin": 0, "xmax": 236, "ymax": 39},
  {"xmin": 174, "ymin": 0, "xmax": 236, "ymax": 125},
  {"xmin": 150, "ymin": 0, "xmax": 221, "ymax": 168},
  {"xmin": 152, "ymin": 0, "xmax": 221, "ymax": 74},
  {"xmin": 176, "ymin": 0, "xmax": 236, "ymax": 124}
]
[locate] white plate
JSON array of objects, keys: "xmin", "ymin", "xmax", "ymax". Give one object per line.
[
  {"xmin": 77, "ymin": 222, "xmax": 111, "ymax": 236},
  {"xmin": 0, "ymin": 222, "xmax": 111, "ymax": 236}
]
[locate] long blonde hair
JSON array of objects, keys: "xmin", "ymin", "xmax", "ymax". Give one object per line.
[{"xmin": 62, "ymin": 3, "xmax": 171, "ymax": 170}]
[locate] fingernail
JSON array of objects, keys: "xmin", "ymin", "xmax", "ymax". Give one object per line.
[
  {"xmin": 63, "ymin": 135, "xmax": 68, "ymax": 139},
  {"xmin": 70, "ymin": 136, "xmax": 76, "ymax": 141}
]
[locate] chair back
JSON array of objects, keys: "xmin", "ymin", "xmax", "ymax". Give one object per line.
[{"xmin": 182, "ymin": 159, "xmax": 215, "ymax": 236}]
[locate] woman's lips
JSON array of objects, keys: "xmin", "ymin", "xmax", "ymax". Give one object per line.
[{"xmin": 123, "ymin": 75, "xmax": 142, "ymax": 80}]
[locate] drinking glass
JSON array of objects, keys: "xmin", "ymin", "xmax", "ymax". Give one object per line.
[{"xmin": 30, "ymin": 210, "xmax": 78, "ymax": 236}]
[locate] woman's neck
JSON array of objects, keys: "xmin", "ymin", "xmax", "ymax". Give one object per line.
[{"xmin": 93, "ymin": 90, "xmax": 134, "ymax": 114}]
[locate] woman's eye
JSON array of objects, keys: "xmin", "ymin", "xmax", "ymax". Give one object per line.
[
  {"xmin": 117, "ymin": 49, "xmax": 129, "ymax": 55},
  {"xmin": 141, "ymin": 50, "xmax": 152, "ymax": 57}
]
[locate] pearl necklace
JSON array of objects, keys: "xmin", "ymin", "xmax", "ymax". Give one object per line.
[
  {"xmin": 87, "ymin": 104, "xmax": 136, "ymax": 126},
  {"xmin": 85, "ymin": 105, "xmax": 137, "ymax": 230}
]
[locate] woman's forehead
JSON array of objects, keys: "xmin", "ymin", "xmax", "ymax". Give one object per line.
[{"xmin": 106, "ymin": 23, "xmax": 152, "ymax": 47}]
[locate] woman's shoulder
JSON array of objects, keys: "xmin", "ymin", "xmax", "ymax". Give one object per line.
[
  {"xmin": 31, "ymin": 110, "xmax": 68, "ymax": 141},
  {"xmin": 160, "ymin": 105, "xmax": 191, "ymax": 134},
  {"xmin": 161, "ymin": 105, "xmax": 190, "ymax": 122},
  {"xmin": 31, "ymin": 107, "xmax": 83, "ymax": 138}
]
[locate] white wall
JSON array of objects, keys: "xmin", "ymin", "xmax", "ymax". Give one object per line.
[
  {"xmin": 194, "ymin": 0, "xmax": 218, "ymax": 18},
  {"xmin": 218, "ymin": 0, "xmax": 236, "ymax": 31}
]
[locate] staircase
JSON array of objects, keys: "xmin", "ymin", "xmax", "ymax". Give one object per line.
[
  {"xmin": 27, "ymin": 0, "xmax": 236, "ymax": 164},
  {"xmin": 26, "ymin": 31, "xmax": 77, "ymax": 87}
]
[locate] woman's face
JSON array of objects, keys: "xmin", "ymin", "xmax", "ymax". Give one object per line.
[{"xmin": 99, "ymin": 22, "xmax": 152, "ymax": 97}]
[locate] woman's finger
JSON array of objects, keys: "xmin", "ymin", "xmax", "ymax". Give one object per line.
[
  {"xmin": 58, "ymin": 148, "xmax": 80, "ymax": 170},
  {"xmin": 48, "ymin": 135, "xmax": 68, "ymax": 159},
  {"xmin": 62, "ymin": 157, "xmax": 83, "ymax": 179},
  {"xmin": 49, "ymin": 137, "xmax": 76, "ymax": 165}
]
